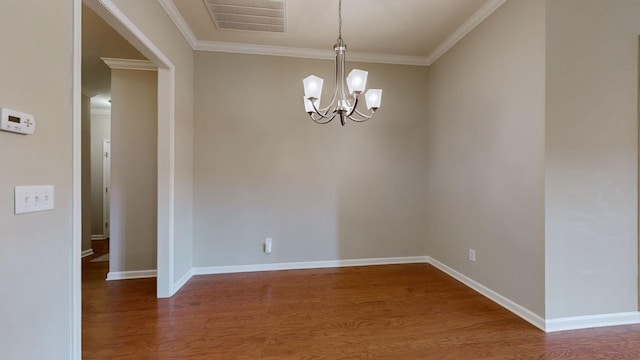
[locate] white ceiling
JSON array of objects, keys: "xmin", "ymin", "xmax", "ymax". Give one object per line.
[
  {"xmin": 82, "ymin": 0, "xmax": 505, "ymax": 109},
  {"xmin": 165, "ymin": 0, "xmax": 506, "ymax": 65}
]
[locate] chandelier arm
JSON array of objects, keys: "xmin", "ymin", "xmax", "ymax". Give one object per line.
[
  {"xmin": 318, "ymin": 87, "xmax": 340, "ymax": 114},
  {"xmin": 315, "ymin": 105, "xmax": 336, "ymax": 117},
  {"xmin": 310, "ymin": 114, "xmax": 334, "ymax": 124},
  {"xmin": 345, "ymin": 94, "xmax": 360, "ymax": 118},
  {"xmin": 347, "ymin": 108, "xmax": 376, "ymax": 122},
  {"xmin": 309, "ymin": 110, "xmax": 336, "ymax": 124},
  {"xmin": 311, "ymin": 65, "xmax": 341, "ymax": 115},
  {"xmin": 355, "ymin": 107, "xmax": 376, "ymax": 118},
  {"xmin": 344, "ymin": 94, "xmax": 373, "ymax": 122},
  {"xmin": 347, "ymin": 114, "xmax": 372, "ymax": 123},
  {"xmin": 310, "ymin": 98, "xmax": 338, "ymax": 120}
]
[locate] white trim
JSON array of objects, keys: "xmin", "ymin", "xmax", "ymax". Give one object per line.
[
  {"xmin": 427, "ymin": 257, "xmax": 546, "ymax": 331},
  {"xmin": 425, "ymin": 0, "xmax": 506, "ymax": 66},
  {"xmin": 427, "ymin": 257, "xmax": 640, "ymax": 333},
  {"xmin": 193, "ymin": 256, "xmax": 429, "ymax": 276},
  {"xmin": 157, "ymin": 68, "xmax": 176, "ymax": 298},
  {"xmin": 94, "ymin": 1, "xmax": 174, "ymax": 69},
  {"xmin": 169, "ymin": 256, "xmax": 640, "ymax": 334},
  {"xmin": 94, "ymin": 0, "xmax": 177, "ymax": 299},
  {"xmin": 107, "ymin": 270, "xmax": 158, "ymax": 281},
  {"xmin": 81, "ymin": 249, "xmax": 95, "ymax": 258},
  {"xmin": 174, "ymin": 268, "xmax": 194, "ymax": 292},
  {"xmin": 102, "ymin": 139, "xmax": 111, "ymax": 239},
  {"xmin": 91, "ymin": 235, "xmax": 106, "ymax": 240},
  {"xmin": 71, "ymin": 0, "xmax": 82, "ymax": 358},
  {"xmin": 102, "ymin": 57, "xmax": 158, "ymax": 71},
  {"xmin": 545, "ymin": 312, "xmax": 640, "ymax": 333},
  {"xmin": 159, "ymin": 0, "xmax": 505, "ymax": 66},
  {"xmin": 158, "ymin": 0, "xmax": 197, "ymax": 48},
  {"xmin": 347, "ymin": 52, "xmax": 428, "ymax": 66},
  {"xmin": 194, "ymin": 41, "xmax": 430, "ymax": 66}
]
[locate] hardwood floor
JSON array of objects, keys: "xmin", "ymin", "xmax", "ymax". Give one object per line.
[{"xmin": 83, "ymin": 259, "xmax": 640, "ymax": 359}]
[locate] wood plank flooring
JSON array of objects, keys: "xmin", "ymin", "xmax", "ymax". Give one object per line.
[{"xmin": 83, "ymin": 254, "xmax": 640, "ymax": 359}]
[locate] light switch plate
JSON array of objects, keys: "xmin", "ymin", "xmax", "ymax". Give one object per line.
[{"xmin": 15, "ymin": 185, "xmax": 54, "ymax": 214}]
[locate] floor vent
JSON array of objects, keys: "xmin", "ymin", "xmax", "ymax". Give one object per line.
[{"xmin": 204, "ymin": 0, "xmax": 286, "ymax": 34}]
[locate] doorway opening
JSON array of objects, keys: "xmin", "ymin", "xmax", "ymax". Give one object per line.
[
  {"xmin": 74, "ymin": 0, "xmax": 178, "ymax": 357},
  {"xmin": 80, "ymin": 0, "xmax": 175, "ymax": 296}
]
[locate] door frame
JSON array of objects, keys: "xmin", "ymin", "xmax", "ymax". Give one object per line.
[
  {"xmin": 73, "ymin": 0, "xmax": 178, "ymax": 358},
  {"xmin": 102, "ymin": 139, "xmax": 111, "ymax": 239}
]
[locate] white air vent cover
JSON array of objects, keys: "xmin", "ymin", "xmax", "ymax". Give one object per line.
[{"xmin": 204, "ymin": 0, "xmax": 286, "ymax": 33}]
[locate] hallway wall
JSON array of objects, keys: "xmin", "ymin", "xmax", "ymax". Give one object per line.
[{"xmin": 109, "ymin": 69, "xmax": 158, "ymax": 273}]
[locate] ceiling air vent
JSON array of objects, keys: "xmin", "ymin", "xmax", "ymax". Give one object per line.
[{"xmin": 204, "ymin": 0, "xmax": 286, "ymax": 34}]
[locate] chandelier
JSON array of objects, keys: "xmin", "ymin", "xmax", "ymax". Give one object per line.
[{"xmin": 302, "ymin": 0, "xmax": 382, "ymax": 126}]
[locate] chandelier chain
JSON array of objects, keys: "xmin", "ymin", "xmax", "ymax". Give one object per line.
[{"xmin": 338, "ymin": 0, "xmax": 342, "ymax": 40}]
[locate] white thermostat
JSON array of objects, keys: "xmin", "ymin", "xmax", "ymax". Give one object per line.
[{"xmin": 1, "ymin": 107, "xmax": 35, "ymax": 135}]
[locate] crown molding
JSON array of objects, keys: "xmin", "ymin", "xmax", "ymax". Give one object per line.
[
  {"xmin": 101, "ymin": 57, "xmax": 157, "ymax": 71},
  {"xmin": 425, "ymin": 0, "xmax": 507, "ymax": 65},
  {"xmin": 160, "ymin": 0, "xmax": 505, "ymax": 67},
  {"xmin": 347, "ymin": 52, "xmax": 429, "ymax": 66},
  {"xmin": 159, "ymin": 0, "xmax": 198, "ymax": 48},
  {"xmin": 160, "ymin": 0, "xmax": 429, "ymax": 67},
  {"xmin": 193, "ymin": 40, "xmax": 430, "ymax": 66}
]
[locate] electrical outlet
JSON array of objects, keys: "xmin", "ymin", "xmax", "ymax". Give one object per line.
[
  {"xmin": 468, "ymin": 248, "xmax": 476, "ymax": 262},
  {"xmin": 264, "ymin": 238, "xmax": 272, "ymax": 254}
]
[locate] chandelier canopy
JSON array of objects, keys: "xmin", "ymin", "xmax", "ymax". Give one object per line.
[{"xmin": 302, "ymin": 0, "xmax": 383, "ymax": 126}]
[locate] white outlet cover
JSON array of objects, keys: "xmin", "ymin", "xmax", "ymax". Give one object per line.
[
  {"xmin": 468, "ymin": 249, "xmax": 476, "ymax": 262},
  {"xmin": 265, "ymin": 238, "xmax": 272, "ymax": 253}
]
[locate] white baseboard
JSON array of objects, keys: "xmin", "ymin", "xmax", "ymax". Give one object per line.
[
  {"xmin": 193, "ymin": 256, "xmax": 429, "ymax": 276},
  {"xmin": 177, "ymin": 255, "xmax": 640, "ymax": 333},
  {"xmin": 427, "ymin": 258, "xmax": 640, "ymax": 332},
  {"xmin": 427, "ymin": 257, "xmax": 546, "ymax": 331},
  {"xmin": 545, "ymin": 312, "xmax": 640, "ymax": 332},
  {"xmin": 173, "ymin": 268, "xmax": 194, "ymax": 293},
  {"xmin": 91, "ymin": 235, "xmax": 107, "ymax": 240},
  {"xmin": 81, "ymin": 249, "xmax": 94, "ymax": 258},
  {"xmin": 106, "ymin": 269, "xmax": 157, "ymax": 281}
]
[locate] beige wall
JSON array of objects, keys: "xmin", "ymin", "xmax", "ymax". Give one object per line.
[
  {"xmin": 0, "ymin": 0, "xmax": 74, "ymax": 358},
  {"xmin": 82, "ymin": 4, "xmax": 146, "ymax": 98},
  {"xmin": 545, "ymin": 0, "xmax": 640, "ymax": 319},
  {"xmin": 111, "ymin": 0, "xmax": 195, "ymax": 281},
  {"xmin": 110, "ymin": 69, "xmax": 158, "ymax": 272},
  {"xmin": 193, "ymin": 51, "xmax": 429, "ymax": 266},
  {"xmin": 90, "ymin": 112, "xmax": 111, "ymax": 237},
  {"xmin": 424, "ymin": 0, "xmax": 546, "ymax": 316}
]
